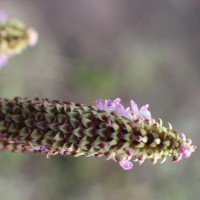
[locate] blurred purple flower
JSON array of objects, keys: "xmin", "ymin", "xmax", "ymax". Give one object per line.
[
  {"xmin": 0, "ymin": 11, "xmax": 38, "ymax": 69},
  {"xmin": 0, "ymin": 55, "xmax": 9, "ymax": 69},
  {"xmin": 0, "ymin": 10, "xmax": 7, "ymax": 22}
]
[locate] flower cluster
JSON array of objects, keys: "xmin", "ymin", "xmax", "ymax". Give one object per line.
[
  {"xmin": 96, "ymin": 98, "xmax": 151, "ymax": 121},
  {"xmin": 0, "ymin": 11, "xmax": 38, "ymax": 69},
  {"xmin": 0, "ymin": 97, "xmax": 196, "ymax": 170}
]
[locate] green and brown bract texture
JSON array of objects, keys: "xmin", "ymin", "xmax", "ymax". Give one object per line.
[
  {"xmin": 0, "ymin": 11, "xmax": 38, "ymax": 69},
  {"xmin": 0, "ymin": 97, "xmax": 197, "ymax": 170}
]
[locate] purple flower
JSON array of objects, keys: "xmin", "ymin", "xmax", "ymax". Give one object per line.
[
  {"xmin": 96, "ymin": 98, "xmax": 121, "ymax": 111},
  {"xmin": 178, "ymin": 144, "xmax": 194, "ymax": 159},
  {"xmin": 96, "ymin": 98, "xmax": 133, "ymax": 119},
  {"xmin": 96, "ymin": 98, "xmax": 151, "ymax": 121},
  {"xmin": 171, "ymin": 133, "xmax": 196, "ymax": 163},
  {"xmin": 130, "ymin": 100, "xmax": 151, "ymax": 118},
  {"xmin": 116, "ymin": 105, "xmax": 133, "ymax": 120},
  {"xmin": 34, "ymin": 145, "xmax": 48, "ymax": 153},
  {"xmin": 119, "ymin": 160, "xmax": 133, "ymax": 170}
]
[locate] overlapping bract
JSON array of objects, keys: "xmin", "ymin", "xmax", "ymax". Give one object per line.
[{"xmin": 0, "ymin": 97, "xmax": 196, "ymax": 170}]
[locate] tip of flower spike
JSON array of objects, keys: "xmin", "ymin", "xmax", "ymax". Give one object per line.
[
  {"xmin": 119, "ymin": 160, "xmax": 133, "ymax": 170},
  {"xmin": 178, "ymin": 143, "xmax": 196, "ymax": 159},
  {"xmin": 27, "ymin": 27, "xmax": 38, "ymax": 46},
  {"xmin": 173, "ymin": 134, "xmax": 197, "ymax": 163}
]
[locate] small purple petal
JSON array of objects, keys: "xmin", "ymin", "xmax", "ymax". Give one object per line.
[
  {"xmin": 139, "ymin": 104, "xmax": 151, "ymax": 118},
  {"xmin": 130, "ymin": 100, "xmax": 139, "ymax": 114},
  {"xmin": 95, "ymin": 100, "xmax": 104, "ymax": 110},
  {"xmin": 113, "ymin": 98, "xmax": 121, "ymax": 105},
  {"xmin": 115, "ymin": 104, "xmax": 126, "ymax": 115},
  {"xmin": 116, "ymin": 105, "xmax": 133, "ymax": 120},
  {"xmin": 106, "ymin": 100, "xmax": 113, "ymax": 107},
  {"xmin": 124, "ymin": 107, "xmax": 134, "ymax": 120},
  {"xmin": 119, "ymin": 160, "xmax": 133, "ymax": 170},
  {"xmin": 0, "ymin": 55, "xmax": 9, "ymax": 69}
]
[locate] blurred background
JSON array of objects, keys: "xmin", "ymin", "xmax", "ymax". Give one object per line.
[{"xmin": 0, "ymin": 0, "xmax": 200, "ymax": 200}]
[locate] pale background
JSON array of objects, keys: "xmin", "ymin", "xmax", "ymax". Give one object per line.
[{"xmin": 0, "ymin": 1, "xmax": 199, "ymax": 200}]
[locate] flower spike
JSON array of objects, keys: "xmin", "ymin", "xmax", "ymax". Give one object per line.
[{"xmin": 0, "ymin": 97, "xmax": 197, "ymax": 170}]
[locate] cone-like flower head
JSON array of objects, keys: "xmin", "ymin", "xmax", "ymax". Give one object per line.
[
  {"xmin": 0, "ymin": 11, "xmax": 38, "ymax": 68},
  {"xmin": 0, "ymin": 97, "xmax": 196, "ymax": 170}
]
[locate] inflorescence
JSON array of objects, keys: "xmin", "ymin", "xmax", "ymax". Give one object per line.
[
  {"xmin": 0, "ymin": 11, "xmax": 38, "ymax": 69},
  {"xmin": 0, "ymin": 97, "xmax": 196, "ymax": 170}
]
